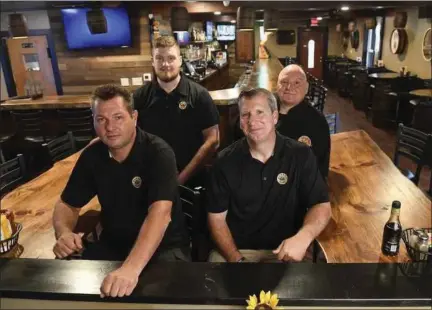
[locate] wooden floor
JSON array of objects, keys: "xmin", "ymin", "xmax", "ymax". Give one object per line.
[{"xmin": 324, "ymin": 89, "xmax": 431, "ymax": 199}]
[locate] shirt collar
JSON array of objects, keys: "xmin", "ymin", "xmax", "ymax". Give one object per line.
[
  {"xmin": 107, "ymin": 127, "xmax": 145, "ymax": 165},
  {"xmin": 239, "ymin": 132, "xmax": 284, "ymax": 160},
  {"xmin": 153, "ymin": 73, "xmax": 189, "ymax": 97}
]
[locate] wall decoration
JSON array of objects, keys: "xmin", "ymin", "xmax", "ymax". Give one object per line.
[
  {"xmin": 350, "ymin": 30, "xmax": 360, "ymax": 49},
  {"xmin": 393, "ymin": 11, "xmax": 408, "ymax": 28},
  {"xmin": 389, "ymin": 28, "xmax": 408, "ymax": 54},
  {"xmin": 422, "ymin": 28, "xmax": 431, "ymax": 61}
]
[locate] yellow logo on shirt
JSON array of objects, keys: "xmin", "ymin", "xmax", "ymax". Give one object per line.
[
  {"xmin": 298, "ymin": 135, "xmax": 312, "ymax": 147},
  {"xmin": 178, "ymin": 100, "xmax": 188, "ymax": 110},
  {"xmin": 276, "ymin": 173, "xmax": 288, "ymax": 185},
  {"xmin": 132, "ymin": 176, "xmax": 142, "ymax": 189}
]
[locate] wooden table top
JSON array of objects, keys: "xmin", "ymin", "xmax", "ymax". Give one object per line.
[
  {"xmin": 319, "ymin": 130, "xmax": 431, "ymax": 263},
  {"xmin": 2, "ymin": 130, "xmax": 430, "ymax": 262},
  {"xmin": 409, "ymin": 88, "xmax": 432, "ymax": 98}
]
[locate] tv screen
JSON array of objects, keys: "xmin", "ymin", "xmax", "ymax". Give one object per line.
[
  {"xmin": 206, "ymin": 21, "xmax": 214, "ymax": 41},
  {"xmin": 276, "ymin": 30, "xmax": 296, "ymax": 45},
  {"xmin": 61, "ymin": 7, "xmax": 132, "ymax": 50},
  {"xmin": 174, "ymin": 31, "xmax": 190, "ymax": 46},
  {"xmin": 216, "ymin": 24, "xmax": 235, "ymax": 41}
]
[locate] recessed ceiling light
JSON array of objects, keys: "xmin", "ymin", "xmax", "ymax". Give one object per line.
[
  {"xmin": 317, "ymin": 16, "xmax": 323, "ymax": 21},
  {"xmin": 231, "ymin": 20, "xmax": 236, "ymax": 23},
  {"xmin": 214, "ymin": 11, "xmax": 221, "ymax": 15},
  {"xmin": 256, "ymin": 9, "xmax": 264, "ymax": 12},
  {"xmin": 376, "ymin": 6, "xmax": 383, "ymax": 9},
  {"xmin": 341, "ymin": 6, "xmax": 350, "ymax": 11}
]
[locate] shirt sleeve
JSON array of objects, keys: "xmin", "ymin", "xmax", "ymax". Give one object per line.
[
  {"xmin": 196, "ymin": 90, "xmax": 220, "ymax": 131},
  {"xmin": 205, "ymin": 160, "xmax": 230, "ymax": 213},
  {"xmin": 147, "ymin": 142, "xmax": 179, "ymax": 206},
  {"xmin": 298, "ymin": 147, "xmax": 329, "ymax": 208},
  {"xmin": 60, "ymin": 150, "xmax": 97, "ymax": 208}
]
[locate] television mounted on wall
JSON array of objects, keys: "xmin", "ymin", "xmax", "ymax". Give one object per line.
[
  {"xmin": 276, "ymin": 30, "xmax": 296, "ymax": 45},
  {"xmin": 61, "ymin": 7, "xmax": 132, "ymax": 50},
  {"xmin": 216, "ymin": 24, "xmax": 236, "ymax": 41}
]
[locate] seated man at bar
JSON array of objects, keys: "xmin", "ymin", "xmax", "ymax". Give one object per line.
[
  {"xmin": 276, "ymin": 64, "xmax": 331, "ymax": 179},
  {"xmin": 133, "ymin": 35, "xmax": 220, "ymax": 188},
  {"xmin": 206, "ymin": 88, "xmax": 331, "ymax": 263},
  {"xmin": 52, "ymin": 85, "xmax": 190, "ymax": 297}
]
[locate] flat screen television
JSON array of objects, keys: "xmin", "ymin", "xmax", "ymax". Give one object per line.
[
  {"xmin": 206, "ymin": 21, "xmax": 214, "ymax": 41},
  {"xmin": 216, "ymin": 24, "xmax": 235, "ymax": 41},
  {"xmin": 61, "ymin": 7, "xmax": 132, "ymax": 50},
  {"xmin": 173, "ymin": 31, "xmax": 190, "ymax": 46}
]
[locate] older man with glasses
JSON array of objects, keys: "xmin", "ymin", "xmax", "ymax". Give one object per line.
[
  {"xmin": 276, "ymin": 64, "xmax": 331, "ymax": 179},
  {"xmin": 206, "ymin": 88, "xmax": 331, "ymax": 263}
]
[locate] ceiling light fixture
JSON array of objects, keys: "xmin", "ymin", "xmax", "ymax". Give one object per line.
[
  {"xmin": 376, "ymin": 6, "xmax": 383, "ymax": 9},
  {"xmin": 231, "ymin": 20, "xmax": 236, "ymax": 23},
  {"xmin": 341, "ymin": 6, "xmax": 350, "ymax": 11},
  {"xmin": 317, "ymin": 16, "xmax": 323, "ymax": 21},
  {"xmin": 214, "ymin": 11, "xmax": 221, "ymax": 15}
]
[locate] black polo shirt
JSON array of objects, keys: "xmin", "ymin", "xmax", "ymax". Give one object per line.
[
  {"xmin": 206, "ymin": 133, "xmax": 329, "ymax": 250},
  {"xmin": 276, "ymin": 96, "xmax": 331, "ymax": 178},
  {"xmin": 133, "ymin": 74, "xmax": 220, "ymax": 172},
  {"xmin": 61, "ymin": 128, "xmax": 189, "ymax": 251}
]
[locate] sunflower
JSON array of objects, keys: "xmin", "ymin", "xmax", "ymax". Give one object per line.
[{"xmin": 246, "ymin": 290, "xmax": 279, "ymax": 309}]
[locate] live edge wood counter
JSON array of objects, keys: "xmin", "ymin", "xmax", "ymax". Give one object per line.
[{"xmin": 2, "ymin": 130, "xmax": 430, "ymax": 262}]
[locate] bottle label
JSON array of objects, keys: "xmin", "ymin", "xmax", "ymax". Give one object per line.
[{"xmin": 384, "ymin": 240, "xmax": 399, "ymax": 254}]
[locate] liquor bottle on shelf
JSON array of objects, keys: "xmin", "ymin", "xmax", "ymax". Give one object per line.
[{"xmin": 381, "ymin": 201, "xmax": 402, "ymax": 256}]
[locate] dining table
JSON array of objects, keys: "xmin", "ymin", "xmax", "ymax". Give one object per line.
[{"xmin": 1, "ymin": 130, "xmax": 431, "ymax": 263}]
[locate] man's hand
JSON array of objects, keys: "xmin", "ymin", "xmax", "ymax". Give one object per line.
[
  {"xmin": 100, "ymin": 266, "xmax": 139, "ymax": 298},
  {"xmin": 272, "ymin": 234, "xmax": 311, "ymax": 262},
  {"xmin": 53, "ymin": 232, "xmax": 83, "ymax": 258},
  {"xmin": 177, "ymin": 171, "xmax": 187, "ymax": 185}
]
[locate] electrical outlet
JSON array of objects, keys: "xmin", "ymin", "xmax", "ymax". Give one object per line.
[
  {"xmin": 143, "ymin": 73, "xmax": 152, "ymax": 81},
  {"xmin": 120, "ymin": 78, "xmax": 130, "ymax": 86},
  {"xmin": 131, "ymin": 77, "xmax": 143, "ymax": 86}
]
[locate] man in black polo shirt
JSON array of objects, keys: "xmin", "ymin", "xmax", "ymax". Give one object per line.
[
  {"xmin": 206, "ymin": 88, "xmax": 331, "ymax": 263},
  {"xmin": 276, "ymin": 64, "xmax": 331, "ymax": 179},
  {"xmin": 52, "ymin": 85, "xmax": 189, "ymax": 298},
  {"xmin": 133, "ymin": 36, "xmax": 220, "ymax": 188}
]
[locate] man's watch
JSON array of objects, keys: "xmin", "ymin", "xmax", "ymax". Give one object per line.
[{"xmin": 237, "ymin": 256, "xmax": 247, "ymax": 263}]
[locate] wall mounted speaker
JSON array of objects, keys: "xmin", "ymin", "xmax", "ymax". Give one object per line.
[
  {"xmin": 8, "ymin": 13, "xmax": 29, "ymax": 37},
  {"xmin": 86, "ymin": 8, "xmax": 107, "ymax": 34}
]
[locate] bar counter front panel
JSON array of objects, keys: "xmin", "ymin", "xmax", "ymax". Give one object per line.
[{"xmin": 1, "ymin": 259, "xmax": 431, "ymax": 309}]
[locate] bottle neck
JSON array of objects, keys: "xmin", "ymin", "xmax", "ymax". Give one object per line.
[{"xmin": 388, "ymin": 208, "xmax": 400, "ymax": 223}]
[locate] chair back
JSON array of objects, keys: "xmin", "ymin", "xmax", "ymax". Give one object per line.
[
  {"xmin": 394, "ymin": 124, "xmax": 430, "ymax": 184},
  {"xmin": 43, "ymin": 131, "xmax": 77, "ymax": 163},
  {"xmin": 11, "ymin": 110, "xmax": 46, "ymax": 142},
  {"xmin": 325, "ymin": 113, "xmax": 339, "ymax": 134},
  {"xmin": 0, "ymin": 153, "xmax": 26, "ymax": 197},
  {"xmin": 57, "ymin": 109, "xmax": 95, "ymax": 144},
  {"xmin": 412, "ymin": 100, "xmax": 432, "ymax": 134}
]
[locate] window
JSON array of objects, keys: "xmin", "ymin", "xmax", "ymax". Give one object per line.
[
  {"xmin": 308, "ymin": 39, "xmax": 315, "ymax": 68},
  {"xmin": 364, "ymin": 17, "xmax": 383, "ymax": 68}
]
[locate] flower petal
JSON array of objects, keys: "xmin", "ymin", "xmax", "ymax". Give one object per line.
[
  {"xmin": 259, "ymin": 291, "xmax": 266, "ymax": 304},
  {"xmin": 265, "ymin": 291, "xmax": 271, "ymax": 304},
  {"xmin": 270, "ymin": 293, "xmax": 279, "ymax": 308}
]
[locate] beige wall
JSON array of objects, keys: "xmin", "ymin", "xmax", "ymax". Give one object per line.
[
  {"xmin": 381, "ymin": 7, "xmax": 431, "ymax": 79},
  {"xmin": 328, "ymin": 21, "xmax": 344, "ymax": 56},
  {"xmin": 1, "ymin": 65, "xmax": 8, "ymax": 100}
]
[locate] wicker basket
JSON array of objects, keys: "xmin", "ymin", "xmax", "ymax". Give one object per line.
[
  {"xmin": 1, "ymin": 209, "xmax": 22, "ymax": 254},
  {"xmin": 402, "ymin": 228, "xmax": 432, "ymax": 262}
]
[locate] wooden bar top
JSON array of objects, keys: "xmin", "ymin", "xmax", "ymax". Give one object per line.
[
  {"xmin": 320, "ymin": 130, "xmax": 431, "ymax": 263},
  {"xmin": 1, "ymin": 58, "xmax": 283, "ymax": 110},
  {"xmin": 2, "ymin": 130, "xmax": 430, "ymax": 262}
]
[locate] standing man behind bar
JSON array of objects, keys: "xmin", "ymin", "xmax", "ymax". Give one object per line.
[
  {"xmin": 53, "ymin": 85, "xmax": 189, "ymax": 298},
  {"xmin": 276, "ymin": 64, "xmax": 331, "ymax": 179},
  {"xmin": 206, "ymin": 88, "xmax": 331, "ymax": 263},
  {"xmin": 133, "ymin": 36, "xmax": 220, "ymax": 188}
]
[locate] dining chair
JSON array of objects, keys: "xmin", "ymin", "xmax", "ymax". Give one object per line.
[
  {"xmin": 0, "ymin": 154, "xmax": 26, "ymax": 198},
  {"xmin": 42, "ymin": 131, "xmax": 77, "ymax": 164}
]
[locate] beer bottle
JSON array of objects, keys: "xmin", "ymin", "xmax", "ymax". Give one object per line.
[{"xmin": 381, "ymin": 201, "xmax": 402, "ymax": 256}]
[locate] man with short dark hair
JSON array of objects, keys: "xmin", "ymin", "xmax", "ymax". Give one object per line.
[
  {"xmin": 276, "ymin": 64, "xmax": 331, "ymax": 178},
  {"xmin": 52, "ymin": 84, "xmax": 189, "ymax": 298},
  {"xmin": 206, "ymin": 88, "xmax": 331, "ymax": 263},
  {"xmin": 133, "ymin": 36, "xmax": 220, "ymax": 188}
]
